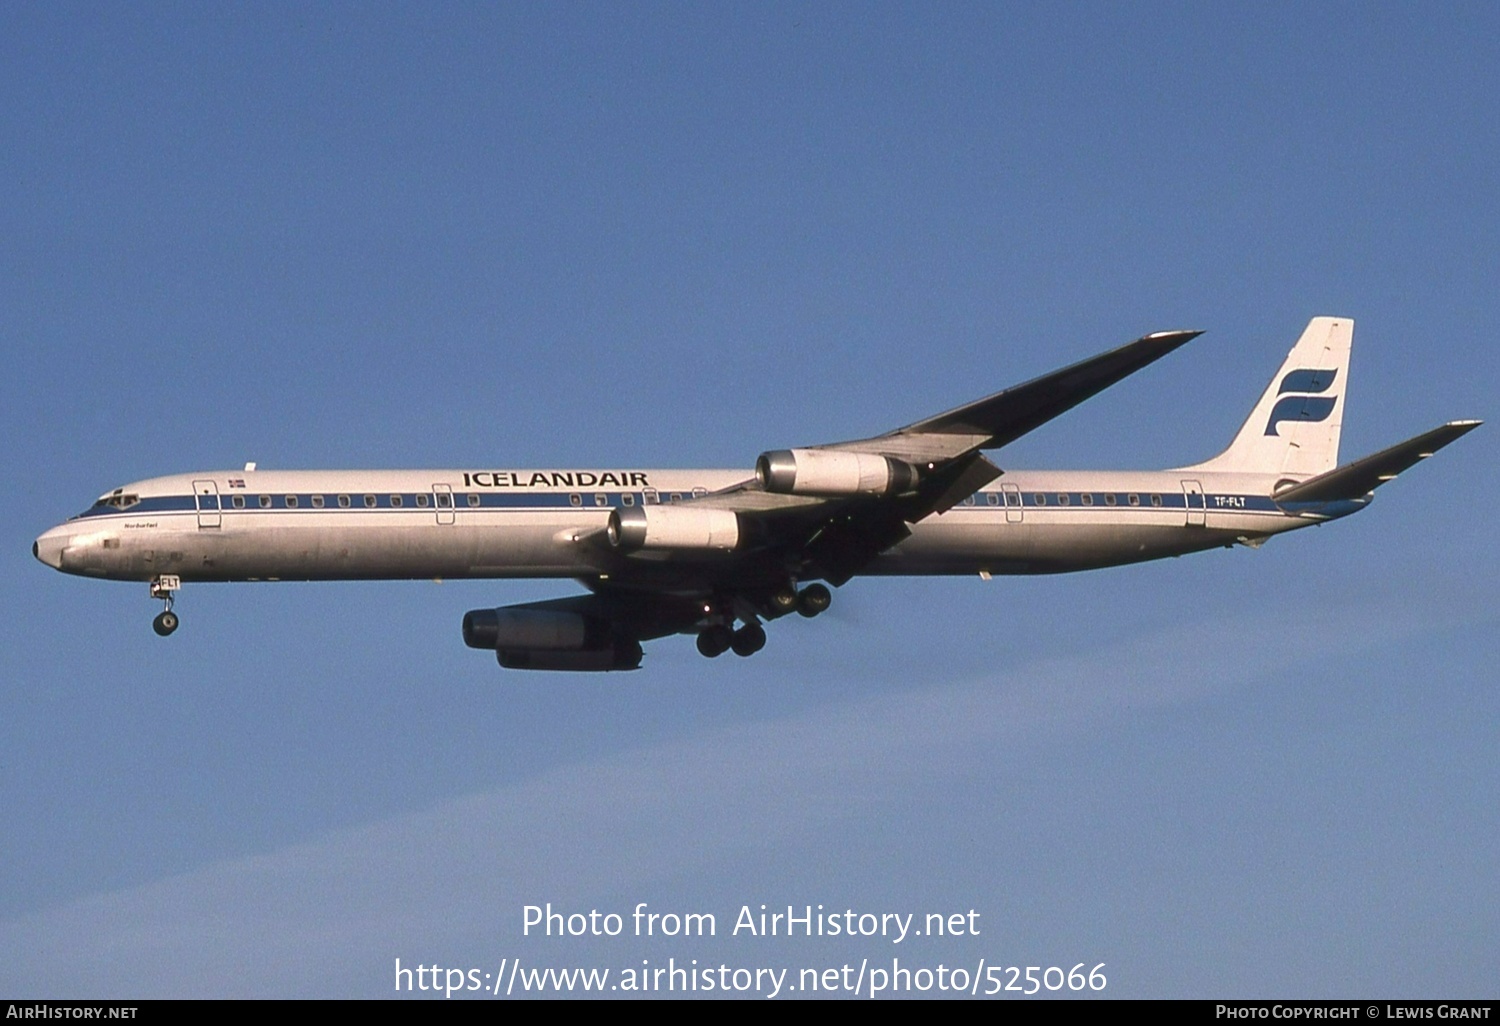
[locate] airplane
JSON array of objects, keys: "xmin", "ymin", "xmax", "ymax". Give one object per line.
[{"xmin": 33, "ymin": 316, "xmax": 1479, "ymax": 671}]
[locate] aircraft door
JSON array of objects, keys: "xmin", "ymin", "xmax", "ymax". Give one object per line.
[
  {"xmin": 193, "ymin": 480, "xmax": 221, "ymax": 529},
  {"xmin": 1001, "ymin": 483, "xmax": 1023, "ymax": 524},
  {"xmin": 1181, "ymin": 479, "xmax": 1206, "ymax": 527},
  {"xmin": 433, "ymin": 483, "xmax": 455, "ymax": 525}
]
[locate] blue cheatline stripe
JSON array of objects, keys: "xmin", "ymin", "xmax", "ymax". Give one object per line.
[
  {"xmin": 75, "ymin": 495, "xmax": 197, "ymax": 517},
  {"xmin": 953, "ymin": 492, "xmax": 1282, "ymax": 514},
  {"xmin": 74, "ymin": 491, "xmax": 649, "ymax": 520},
  {"xmin": 72, "ymin": 489, "xmax": 1296, "ymax": 522}
]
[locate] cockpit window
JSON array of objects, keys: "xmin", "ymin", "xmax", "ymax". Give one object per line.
[{"xmin": 79, "ymin": 491, "xmax": 141, "ymax": 517}]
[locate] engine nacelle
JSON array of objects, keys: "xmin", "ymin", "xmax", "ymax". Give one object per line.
[
  {"xmin": 497, "ymin": 640, "xmax": 643, "ymax": 672},
  {"xmin": 463, "ymin": 607, "xmax": 644, "ymax": 671},
  {"xmin": 463, "ymin": 607, "xmax": 605, "ymax": 651},
  {"xmin": 607, "ymin": 505, "xmax": 740, "ymax": 552},
  {"xmin": 755, "ymin": 448, "xmax": 920, "ymax": 497}
]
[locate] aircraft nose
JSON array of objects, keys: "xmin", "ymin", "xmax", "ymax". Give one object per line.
[{"xmin": 33, "ymin": 527, "xmax": 68, "ymax": 570}]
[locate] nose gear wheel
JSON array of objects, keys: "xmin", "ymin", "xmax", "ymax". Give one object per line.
[{"xmin": 149, "ymin": 576, "xmax": 181, "ymax": 636}]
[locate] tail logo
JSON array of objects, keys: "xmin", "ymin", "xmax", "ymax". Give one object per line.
[{"xmin": 1265, "ymin": 368, "xmax": 1338, "ymax": 436}]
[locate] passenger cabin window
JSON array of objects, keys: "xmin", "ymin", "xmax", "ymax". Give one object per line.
[
  {"xmin": 363, "ymin": 495, "xmax": 376, "ymax": 508},
  {"xmin": 669, "ymin": 493, "xmax": 683, "ymax": 503},
  {"xmin": 622, "ymin": 493, "xmax": 635, "ymax": 506},
  {"xmin": 594, "ymin": 494, "xmax": 607, "ymax": 506},
  {"xmin": 232, "ymin": 495, "xmax": 246, "ymax": 509},
  {"xmin": 390, "ymin": 494, "xmax": 402, "ymax": 507},
  {"xmin": 311, "ymin": 495, "xmax": 325, "ymax": 508},
  {"xmin": 416, "ymin": 494, "xmax": 430, "ymax": 508},
  {"xmin": 467, "ymin": 494, "xmax": 480, "ymax": 507},
  {"xmin": 435, "ymin": 493, "xmax": 451, "ymax": 508},
  {"xmin": 987, "ymin": 492, "xmax": 1001, "ymax": 506},
  {"xmin": 1058, "ymin": 493, "xmax": 1070, "ymax": 506},
  {"xmin": 338, "ymin": 495, "xmax": 351, "ymax": 508},
  {"xmin": 569, "ymin": 493, "xmax": 582, "ymax": 507},
  {"xmin": 1033, "ymin": 494, "xmax": 1047, "ymax": 506},
  {"xmin": 1128, "ymin": 493, "xmax": 1140, "ymax": 506},
  {"xmin": 1104, "ymin": 493, "xmax": 1117, "ymax": 506},
  {"xmin": 1150, "ymin": 493, "xmax": 1163, "ymax": 507},
  {"xmin": 285, "ymin": 495, "xmax": 298, "ymax": 508},
  {"xmin": 1081, "ymin": 493, "xmax": 1094, "ymax": 506},
  {"xmin": 259, "ymin": 495, "xmax": 271, "ymax": 508},
  {"xmin": 643, "ymin": 489, "xmax": 659, "ymax": 505}
]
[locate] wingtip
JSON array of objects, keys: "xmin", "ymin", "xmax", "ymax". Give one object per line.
[{"xmin": 1142, "ymin": 328, "xmax": 1204, "ymax": 348}]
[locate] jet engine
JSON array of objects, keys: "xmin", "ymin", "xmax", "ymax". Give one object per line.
[
  {"xmin": 607, "ymin": 505, "xmax": 740, "ymax": 552},
  {"xmin": 755, "ymin": 448, "xmax": 920, "ymax": 497},
  {"xmin": 462, "ymin": 607, "xmax": 643, "ymax": 671},
  {"xmin": 496, "ymin": 642, "xmax": 643, "ymax": 672}
]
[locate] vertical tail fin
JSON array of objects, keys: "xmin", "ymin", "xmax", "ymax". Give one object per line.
[{"xmin": 1182, "ymin": 316, "xmax": 1353, "ymax": 477}]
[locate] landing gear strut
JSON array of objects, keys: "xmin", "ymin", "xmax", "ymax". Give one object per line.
[{"xmin": 150, "ymin": 575, "xmax": 181, "ymax": 637}]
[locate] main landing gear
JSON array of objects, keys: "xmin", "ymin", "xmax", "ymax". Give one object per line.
[
  {"xmin": 766, "ymin": 582, "xmax": 832, "ymax": 618},
  {"xmin": 694, "ymin": 583, "xmax": 831, "ymax": 659},
  {"xmin": 696, "ymin": 622, "xmax": 765, "ymax": 659},
  {"xmin": 150, "ymin": 575, "xmax": 181, "ymax": 637},
  {"xmin": 795, "ymin": 583, "xmax": 831, "ymax": 617}
]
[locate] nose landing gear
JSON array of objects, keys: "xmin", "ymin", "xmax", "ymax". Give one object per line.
[{"xmin": 150, "ymin": 575, "xmax": 181, "ymax": 636}]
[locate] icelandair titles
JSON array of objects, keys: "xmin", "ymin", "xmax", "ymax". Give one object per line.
[{"xmin": 464, "ymin": 471, "xmax": 651, "ymax": 489}]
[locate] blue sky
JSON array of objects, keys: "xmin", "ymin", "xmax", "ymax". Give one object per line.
[{"xmin": 2, "ymin": 4, "xmax": 1495, "ymax": 998}]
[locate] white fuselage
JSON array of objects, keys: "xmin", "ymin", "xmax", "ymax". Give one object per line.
[{"xmin": 33, "ymin": 466, "xmax": 1362, "ymax": 587}]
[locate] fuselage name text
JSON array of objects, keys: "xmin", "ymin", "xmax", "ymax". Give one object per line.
[{"xmin": 463, "ymin": 471, "xmax": 651, "ymax": 489}]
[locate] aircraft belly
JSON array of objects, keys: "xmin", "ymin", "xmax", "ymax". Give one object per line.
[{"xmin": 873, "ymin": 516, "xmax": 1244, "ymax": 575}]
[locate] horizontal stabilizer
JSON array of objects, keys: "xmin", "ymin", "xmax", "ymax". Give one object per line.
[{"xmin": 1273, "ymin": 420, "xmax": 1481, "ymax": 504}]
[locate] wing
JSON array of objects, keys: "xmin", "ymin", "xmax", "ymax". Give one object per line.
[
  {"xmin": 670, "ymin": 327, "xmax": 1202, "ymax": 585},
  {"xmin": 835, "ymin": 328, "xmax": 1203, "ymax": 458}
]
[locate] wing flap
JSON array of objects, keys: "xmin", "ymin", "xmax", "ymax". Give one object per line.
[
  {"xmin": 821, "ymin": 432, "xmax": 989, "ymax": 463},
  {"xmin": 903, "ymin": 452, "xmax": 1004, "ymax": 517},
  {"xmin": 685, "ymin": 487, "xmax": 826, "ymax": 514}
]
